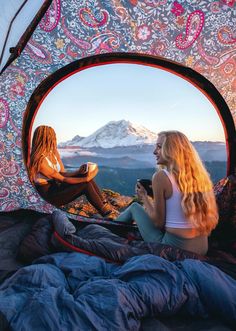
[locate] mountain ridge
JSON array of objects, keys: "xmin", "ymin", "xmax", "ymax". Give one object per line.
[
  {"xmin": 58, "ymin": 120, "xmax": 157, "ymax": 148},
  {"xmin": 58, "ymin": 120, "xmax": 225, "ymax": 148}
]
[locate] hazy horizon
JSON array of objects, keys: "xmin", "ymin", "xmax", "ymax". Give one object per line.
[{"xmin": 57, "ymin": 119, "xmax": 226, "ymax": 145}]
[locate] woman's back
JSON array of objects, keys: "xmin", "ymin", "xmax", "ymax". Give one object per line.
[
  {"xmin": 155, "ymin": 169, "xmax": 201, "ymax": 238},
  {"xmin": 34, "ymin": 154, "xmax": 61, "ymax": 185}
]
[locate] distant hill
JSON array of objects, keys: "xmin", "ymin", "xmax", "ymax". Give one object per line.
[
  {"xmin": 192, "ymin": 141, "xmax": 226, "ymax": 162},
  {"xmin": 60, "ymin": 141, "xmax": 227, "ymax": 166},
  {"xmin": 65, "ymin": 161, "xmax": 226, "ymax": 196},
  {"xmin": 62, "ymin": 154, "xmax": 152, "ymax": 169}
]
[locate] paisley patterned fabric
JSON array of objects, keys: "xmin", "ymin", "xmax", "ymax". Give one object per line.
[{"xmin": 0, "ymin": 0, "xmax": 235, "ymax": 213}]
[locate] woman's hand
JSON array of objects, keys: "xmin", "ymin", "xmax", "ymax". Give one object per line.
[
  {"xmin": 135, "ymin": 182, "xmax": 148, "ymax": 202},
  {"xmin": 78, "ymin": 164, "xmax": 88, "ymax": 175}
]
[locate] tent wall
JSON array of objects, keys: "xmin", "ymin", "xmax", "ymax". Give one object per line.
[
  {"xmin": 0, "ymin": 0, "xmax": 51, "ymax": 73},
  {"xmin": 0, "ymin": 0, "xmax": 235, "ymax": 212}
]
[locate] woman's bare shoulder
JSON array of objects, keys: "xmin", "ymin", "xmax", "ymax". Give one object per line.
[
  {"xmin": 152, "ymin": 169, "xmax": 173, "ymax": 199},
  {"xmin": 152, "ymin": 169, "xmax": 168, "ymax": 183},
  {"xmin": 152, "ymin": 169, "xmax": 172, "ymax": 195}
]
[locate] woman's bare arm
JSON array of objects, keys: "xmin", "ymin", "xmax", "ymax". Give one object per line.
[
  {"xmin": 39, "ymin": 159, "xmax": 89, "ymax": 184},
  {"xmin": 61, "ymin": 167, "xmax": 87, "ymax": 178},
  {"xmin": 55, "ymin": 150, "xmax": 89, "ymax": 178},
  {"xmin": 137, "ymin": 170, "xmax": 168, "ymax": 229}
]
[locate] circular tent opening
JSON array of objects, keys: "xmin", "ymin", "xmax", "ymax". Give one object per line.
[{"xmin": 23, "ymin": 53, "xmax": 235, "ymax": 216}]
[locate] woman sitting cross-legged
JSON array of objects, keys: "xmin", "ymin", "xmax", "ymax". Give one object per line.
[
  {"xmin": 115, "ymin": 130, "xmax": 219, "ymax": 255},
  {"xmin": 29, "ymin": 125, "xmax": 117, "ymax": 218}
]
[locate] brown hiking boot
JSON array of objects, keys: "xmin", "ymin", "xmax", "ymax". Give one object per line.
[
  {"xmin": 100, "ymin": 202, "xmax": 120, "ymax": 220},
  {"xmin": 104, "ymin": 209, "xmax": 120, "ymax": 220},
  {"xmin": 100, "ymin": 203, "xmax": 113, "ymax": 216}
]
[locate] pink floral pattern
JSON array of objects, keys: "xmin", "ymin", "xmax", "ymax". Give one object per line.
[
  {"xmin": 0, "ymin": 99, "xmax": 9, "ymax": 128},
  {"xmin": 221, "ymin": 0, "xmax": 235, "ymax": 7},
  {"xmin": 10, "ymin": 82, "xmax": 25, "ymax": 98},
  {"xmin": 0, "ymin": 0, "xmax": 235, "ymax": 213},
  {"xmin": 171, "ymin": 1, "xmax": 185, "ymax": 17},
  {"xmin": 137, "ymin": 25, "xmax": 151, "ymax": 41}
]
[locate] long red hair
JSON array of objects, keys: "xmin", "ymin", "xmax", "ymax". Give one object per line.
[{"xmin": 29, "ymin": 125, "xmax": 58, "ymax": 182}]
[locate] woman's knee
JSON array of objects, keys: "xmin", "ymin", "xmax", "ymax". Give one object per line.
[
  {"xmin": 130, "ymin": 202, "xmax": 143, "ymax": 212},
  {"xmin": 129, "ymin": 202, "xmax": 147, "ymax": 219}
]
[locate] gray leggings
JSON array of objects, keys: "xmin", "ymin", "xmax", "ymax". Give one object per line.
[{"xmin": 116, "ymin": 202, "xmax": 208, "ymax": 255}]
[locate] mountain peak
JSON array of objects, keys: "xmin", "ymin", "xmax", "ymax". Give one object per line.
[{"xmin": 61, "ymin": 120, "xmax": 157, "ymax": 148}]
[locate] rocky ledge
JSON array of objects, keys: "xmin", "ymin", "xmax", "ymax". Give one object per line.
[{"xmin": 60, "ymin": 189, "xmax": 134, "ymax": 218}]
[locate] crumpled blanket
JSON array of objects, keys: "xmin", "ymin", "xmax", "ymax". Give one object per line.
[
  {"xmin": 0, "ymin": 252, "xmax": 235, "ymax": 331},
  {"xmin": 15, "ymin": 210, "xmax": 236, "ymax": 281}
]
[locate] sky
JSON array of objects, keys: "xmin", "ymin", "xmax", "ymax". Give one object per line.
[{"xmin": 33, "ymin": 63, "xmax": 225, "ymax": 143}]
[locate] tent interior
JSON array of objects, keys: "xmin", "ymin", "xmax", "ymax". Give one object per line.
[{"xmin": 0, "ymin": 0, "xmax": 236, "ymax": 330}]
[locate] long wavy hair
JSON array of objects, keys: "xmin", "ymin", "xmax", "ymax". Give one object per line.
[
  {"xmin": 158, "ymin": 130, "xmax": 218, "ymax": 235},
  {"xmin": 29, "ymin": 125, "xmax": 57, "ymax": 182}
]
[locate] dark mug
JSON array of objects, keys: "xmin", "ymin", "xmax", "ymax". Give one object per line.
[{"xmin": 137, "ymin": 179, "xmax": 153, "ymax": 197}]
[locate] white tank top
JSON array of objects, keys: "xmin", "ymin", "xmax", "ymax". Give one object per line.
[
  {"xmin": 162, "ymin": 169, "xmax": 195, "ymax": 229},
  {"xmin": 34, "ymin": 155, "xmax": 61, "ymax": 185}
]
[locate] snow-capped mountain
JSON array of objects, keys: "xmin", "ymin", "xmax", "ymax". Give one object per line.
[
  {"xmin": 60, "ymin": 120, "xmax": 157, "ymax": 148},
  {"xmin": 58, "ymin": 135, "xmax": 84, "ymax": 147}
]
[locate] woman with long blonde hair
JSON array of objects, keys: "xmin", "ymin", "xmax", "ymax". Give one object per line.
[
  {"xmin": 116, "ymin": 130, "xmax": 218, "ymax": 255},
  {"xmin": 29, "ymin": 125, "xmax": 116, "ymax": 217}
]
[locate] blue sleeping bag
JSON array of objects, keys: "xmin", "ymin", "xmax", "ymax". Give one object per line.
[{"xmin": 0, "ymin": 252, "xmax": 235, "ymax": 330}]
